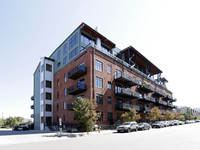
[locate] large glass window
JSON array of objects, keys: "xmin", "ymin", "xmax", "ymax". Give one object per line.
[
  {"xmin": 64, "ymin": 73, "xmax": 67, "ymax": 82},
  {"xmin": 57, "ymin": 50, "xmax": 61, "ymax": 60},
  {"xmin": 96, "ymin": 93, "xmax": 103, "ymax": 104},
  {"xmin": 115, "ymin": 69, "xmax": 122, "ymax": 78},
  {"xmin": 108, "ymin": 81, "xmax": 111, "ymax": 89},
  {"xmin": 108, "ymin": 97, "xmax": 111, "ymax": 104},
  {"xmin": 64, "ymin": 87, "xmax": 66, "ymax": 96},
  {"xmin": 46, "ymin": 92, "xmax": 52, "ymax": 100},
  {"xmin": 69, "ymin": 47, "xmax": 78, "ymax": 60},
  {"xmin": 46, "ymin": 64, "xmax": 52, "ymax": 72},
  {"xmin": 63, "ymin": 56, "xmax": 67, "ymax": 64},
  {"xmin": 46, "ymin": 80, "xmax": 52, "ymax": 88},
  {"xmin": 96, "ymin": 77, "xmax": 103, "ymax": 88},
  {"xmin": 95, "ymin": 60, "xmax": 103, "ymax": 72},
  {"xmin": 69, "ymin": 33, "xmax": 78, "ymax": 49},
  {"xmin": 107, "ymin": 65, "xmax": 111, "ymax": 74},
  {"xmin": 63, "ymin": 43, "xmax": 67, "ymax": 55},
  {"xmin": 63, "ymin": 101, "xmax": 66, "ymax": 110},
  {"xmin": 46, "ymin": 104, "xmax": 52, "ymax": 112},
  {"xmin": 81, "ymin": 34, "xmax": 95, "ymax": 45}
]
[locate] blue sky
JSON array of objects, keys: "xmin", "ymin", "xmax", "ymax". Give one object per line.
[{"xmin": 1, "ymin": 0, "xmax": 200, "ymax": 118}]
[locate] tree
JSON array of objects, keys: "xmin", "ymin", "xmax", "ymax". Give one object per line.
[
  {"xmin": 184, "ymin": 108, "xmax": 192, "ymax": 120},
  {"xmin": 121, "ymin": 108, "xmax": 141, "ymax": 122},
  {"xmin": 147, "ymin": 107, "xmax": 162, "ymax": 121},
  {"xmin": 173, "ymin": 112, "xmax": 184, "ymax": 120},
  {"xmin": 163, "ymin": 110, "xmax": 174, "ymax": 121},
  {"xmin": 72, "ymin": 98, "xmax": 100, "ymax": 132},
  {"xmin": 0, "ymin": 118, "xmax": 4, "ymax": 126}
]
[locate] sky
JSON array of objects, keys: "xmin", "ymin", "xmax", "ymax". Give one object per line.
[{"xmin": 0, "ymin": 0, "xmax": 200, "ymax": 119}]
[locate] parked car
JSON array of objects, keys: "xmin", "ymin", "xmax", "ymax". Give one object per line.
[
  {"xmin": 13, "ymin": 126, "xmax": 29, "ymax": 131},
  {"xmin": 173, "ymin": 120, "xmax": 179, "ymax": 126},
  {"xmin": 162, "ymin": 121, "xmax": 169, "ymax": 127},
  {"xmin": 116, "ymin": 122, "xmax": 138, "ymax": 133},
  {"xmin": 195, "ymin": 119, "xmax": 200, "ymax": 123},
  {"xmin": 138, "ymin": 123, "xmax": 151, "ymax": 130},
  {"xmin": 152, "ymin": 121, "xmax": 164, "ymax": 128},
  {"xmin": 178, "ymin": 121, "xmax": 184, "ymax": 125},
  {"xmin": 168, "ymin": 120, "xmax": 174, "ymax": 126}
]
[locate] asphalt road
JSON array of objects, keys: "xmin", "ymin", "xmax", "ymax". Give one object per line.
[{"xmin": 0, "ymin": 123, "xmax": 200, "ymax": 150}]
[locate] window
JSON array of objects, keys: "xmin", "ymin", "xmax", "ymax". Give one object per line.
[
  {"xmin": 97, "ymin": 111, "xmax": 103, "ymax": 122},
  {"xmin": 41, "ymin": 81, "xmax": 44, "ymax": 89},
  {"xmin": 95, "ymin": 60, "xmax": 103, "ymax": 72},
  {"xmin": 69, "ymin": 33, "xmax": 78, "ymax": 49},
  {"xmin": 107, "ymin": 65, "xmax": 111, "ymax": 74},
  {"xmin": 57, "ymin": 103, "xmax": 59, "ymax": 112},
  {"xmin": 115, "ymin": 69, "xmax": 122, "ymax": 79},
  {"xmin": 57, "ymin": 78, "xmax": 60, "ymax": 87},
  {"xmin": 64, "ymin": 88, "xmax": 66, "ymax": 96},
  {"xmin": 63, "ymin": 101, "xmax": 66, "ymax": 110},
  {"xmin": 96, "ymin": 93, "xmax": 103, "ymax": 104},
  {"xmin": 96, "ymin": 77, "xmax": 103, "ymax": 88},
  {"xmin": 63, "ymin": 56, "xmax": 67, "ymax": 64},
  {"xmin": 69, "ymin": 47, "xmax": 78, "ymax": 60},
  {"xmin": 107, "ymin": 112, "xmax": 113, "ymax": 121},
  {"xmin": 63, "ymin": 43, "xmax": 67, "ymax": 55},
  {"xmin": 46, "ymin": 80, "xmax": 52, "ymax": 88},
  {"xmin": 81, "ymin": 34, "xmax": 95, "ymax": 45},
  {"xmin": 108, "ymin": 97, "xmax": 111, "ymax": 104},
  {"xmin": 57, "ymin": 62, "xmax": 61, "ymax": 68},
  {"xmin": 64, "ymin": 73, "xmax": 67, "ymax": 82},
  {"xmin": 46, "ymin": 64, "xmax": 52, "ymax": 72},
  {"xmin": 108, "ymin": 81, "xmax": 111, "ymax": 89},
  {"xmin": 57, "ymin": 91, "xmax": 59, "ymax": 99},
  {"xmin": 46, "ymin": 104, "xmax": 52, "ymax": 112},
  {"xmin": 57, "ymin": 51, "xmax": 61, "ymax": 60},
  {"xmin": 46, "ymin": 92, "xmax": 52, "ymax": 100}
]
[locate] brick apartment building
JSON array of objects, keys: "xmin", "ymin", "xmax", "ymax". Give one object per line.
[{"xmin": 31, "ymin": 23, "xmax": 176, "ymax": 130}]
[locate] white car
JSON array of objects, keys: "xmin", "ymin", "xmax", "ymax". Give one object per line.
[{"xmin": 117, "ymin": 122, "xmax": 138, "ymax": 133}]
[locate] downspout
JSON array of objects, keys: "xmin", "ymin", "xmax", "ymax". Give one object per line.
[{"xmin": 92, "ymin": 46, "xmax": 95, "ymax": 99}]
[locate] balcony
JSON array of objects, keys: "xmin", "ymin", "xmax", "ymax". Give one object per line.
[
  {"xmin": 153, "ymin": 89, "xmax": 166, "ymax": 97},
  {"xmin": 68, "ymin": 65, "xmax": 87, "ymax": 80},
  {"xmin": 115, "ymin": 103, "xmax": 140, "ymax": 111},
  {"xmin": 157, "ymin": 100, "xmax": 168, "ymax": 106},
  {"xmin": 31, "ymin": 96, "xmax": 34, "ymax": 100},
  {"xmin": 30, "ymin": 105, "xmax": 34, "ymax": 109},
  {"xmin": 115, "ymin": 72, "xmax": 141, "ymax": 86},
  {"xmin": 31, "ymin": 114, "xmax": 34, "ymax": 118},
  {"xmin": 138, "ymin": 82, "xmax": 155, "ymax": 93},
  {"xmin": 168, "ymin": 102, "xmax": 174, "ymax": 108},
  {"xmin": 172, "ymin": 98, "xmax": 177, "ymax": 102},
  {"xmin": 67, "ymin": 83, "xmax": 87, "ymax": 95},
  {"xmin": 115, "ymin": 88, "xmax": 142, "ymax": 99},
  {"xmin": 150, "ymin": 97, "xmax": 156, "ymax": 103},
  {"xmin": 141, "ymin": 94, "xmax": 151, "ymax": 102}
]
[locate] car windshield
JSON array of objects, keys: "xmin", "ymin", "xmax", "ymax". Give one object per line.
[
  {"xmin": 138, "ymin": 123, "xmax": 144, "ymax": 126},
  {"xmin": 154, "ymin": 121, "xmax": 161, "ymax": 124},
  {"xmin": 122, "ymin": 122, "xmax": 131, "ymax": 125}
]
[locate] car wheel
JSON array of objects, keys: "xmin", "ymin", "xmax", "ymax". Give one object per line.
[
  {"xmin": 127, "ymin": 128, "xmax": 130, "ymax": 133},
  {"xmin": 135, "ymin": 128, "xmax": 138, "ymax": 132}
]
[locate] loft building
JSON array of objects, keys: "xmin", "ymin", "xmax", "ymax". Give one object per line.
[{"xmin": 31, "ymin": 23, "xmax": 177, "ymax": 130}]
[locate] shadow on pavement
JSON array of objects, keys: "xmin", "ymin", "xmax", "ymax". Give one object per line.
[
  {"xmin": 0, "ymin": 130, "xmax": 57, "ymax": 136},
  {"xmin": 42, "ymin": 133, "xmax": 85, "ymax": 138}
]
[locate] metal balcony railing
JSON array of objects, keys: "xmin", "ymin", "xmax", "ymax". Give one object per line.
[
  {"xmin": 142, "ymin": 94, "xmax": 151, "ymax": 102},
  {"xmin": 31, "ymin": 96, "xmax": 34, "ymax": 100},
  {"xmin": 115, "ymin": 72, "xmax": 141, "ymax": 86},
  {"xmin": 145, "ymin": 107, "xmax": 151, "ymax": 112},
  {"xmin": 153, "ymin": 89, "xmax": 166, "ymax": 97},
  {"xmin": 138, "ymin": 82, "xmax": 155, "ymax": 93},
  {"xmin": 115, "ymin": 103, "xmax": 140, "ymax": 111},
  {"xmin": 67, "ymin": 104, "xmax": 74, "ymax": 111},
  {"xmin": 67, "ymin": 83, "xmax": 87, "ymax": 95},
  {"xmin": 68, "ymin": 65, "xmax": 87, "ymax": 80},
  {"xmin": 115, "ymin": 88, "xmax": 142, "ymax": 99},
  {"xmin": 31, "ymin": 114, "xmax": 34, "ymax": 118}
]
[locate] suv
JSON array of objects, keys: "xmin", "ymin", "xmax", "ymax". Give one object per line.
[{"xmin": 116, "ymin": 122, "xmax": 138, "ymax": 133}]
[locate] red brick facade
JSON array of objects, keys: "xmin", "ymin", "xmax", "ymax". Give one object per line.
[{"xmin": 53, "ymin": 47, "xmax": 173, "ymax": 125}]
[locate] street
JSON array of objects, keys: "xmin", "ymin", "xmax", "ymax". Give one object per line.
[{"xmin": 0, "ymin": 123, "xmax": 200, "ymax": 150}]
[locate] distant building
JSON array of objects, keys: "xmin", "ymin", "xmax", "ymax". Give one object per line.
[
  {"xmin": 179, "ymin": 106, "xmax": 200, "ymax": 118},
  {"xmin": 31, "ymin": 23, "xmax": 177, "ymax": 130}
]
